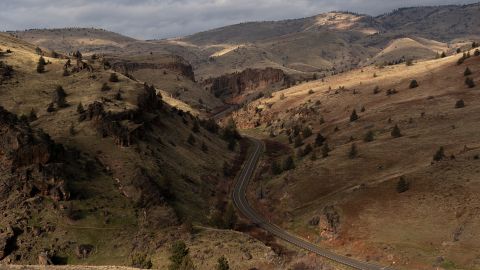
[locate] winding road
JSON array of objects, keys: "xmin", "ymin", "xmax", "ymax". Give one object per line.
[{"xmin": 232, "ymin": 138, "xmax": 393, "ymax": 270}]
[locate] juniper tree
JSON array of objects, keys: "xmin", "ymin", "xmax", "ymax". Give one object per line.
[
  {"xmin": 109, "ymin": 73, "xmax": 119, "ymax": 82},
  {"xmin": 187, "ymin": 134, "xmax": 196, "ymax": 145},
  {"xmin": 396, "ymin": 176, "xmax": 409, "ymax": 193},
  {"xmin": 350, "ymin": 109, "xmax": 359, "ymax": 122},
  {"xmin": 36, "ymin": 57, "xmax": 46, "ymax": 73},
  {"xmin": 364, "ymin": 130, "xmax": 375, "ymax": 142},
  {"xmin": 283, "ymin": 156, "xmax": 295, "ymax": 171},
  {"xmin": 465, "ymin": 77, "xmax": 475, "ymax": 88},
  {"xmin": 322, "ymin": 142, "xmax": 330, "ymax": 158},
  {"xmin": 433, "ymin": 147, "xmax": 445, "ymax": 161},
  {"xmin": 391, "ymin": 124, "xmax": 402, "ymax": 138},
  {"xmin": 217, "ymin": 256, "xmax": 230, "ymax": 270},
  {"xmin": 53, "ymin": 85, "xmax": 67, "ymax": 108},
  {"xmin": 315, "ymin": 133, "xmax": 326, "ymax": 147},
  {"xmin": 348, "ymin": 143, "xmax": 358, "ymax": 159},
  {"xmin": 101, "ymin": 83, "xmax": 111, "ymax": 92},
  {"xmin": 409, "ymin": 79, "xmax": 419, "ymax": 89},
  {"xmin": 464, "ymin": 67, "xmax": 472, "ymax": 76},
  {"xmin": 77, "ymin": 103, "xmax": 85, "ymax": 114},
  {"xmin": 168, "ymin": 241, "xmax": 189, "ymax": 270},
  {"xmin": 455, "ymin": 99, "xmax": 465, "ymax": 108},
  {"xmin": 271, "ymin": 160, "xmax": 283, "ymax": 175}
]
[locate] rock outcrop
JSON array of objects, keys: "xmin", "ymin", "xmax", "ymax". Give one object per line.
[
  {"xmin": 202, "ymin": 68, "xmax": 287, "ymax": 100},
  {"xmin": 0, "ymin": 106, "xmax": 69, "ymax": 203},
  {"xmin": 111, "ymin": 55, "xmax": 195, "ymax": 81},
  {"xmin": 80, "ymin": 84, "xmax": 162, "ymax": 147}
]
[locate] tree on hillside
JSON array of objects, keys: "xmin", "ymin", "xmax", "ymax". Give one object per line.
[
  {"xmin": 315, "ymin": 133, "xmax": 326, "ymax": 147},
  {"xmin": 465, "ymin": 77, "xmax": 475, "ymax": 88},
  {"xmin": 348, "ymin": 143, "xmax": 358, "ymax": 159},
  {"xmin": 363, "ymin": 130, "xmax": 375, "ymax": 142},
  {"xmin": 53, "ymin": 85, "xmax": 68, "ymax": 108},
  {"xmin": 271, "ymin": 160, "xmax": 283, "ymax": 175},
  {"xmin": 409, "ymin": 79, "xmax": 419, "ymax": 89},
  {"xmin": 440, "ymin": 51, "xmax": 446, "ymax": 58},
  {"xmin": 168, "ymin": 241, "xmax": 189, "ymax": 270},
  {"xmin": 350, "ymin": 109, "xmax": 359, "ymax": 122},
  {"xmin": 35, "ymin": 46, "xmax": 42, "ymax": 55},
  {"xmin": 187, "ymin": 134, "xmax": 196, "ymax": 145},
  {"xmin": 302, "ymin": 126, "xmax": 312, "ymax": 138},
  {"xmin": 192, "ymin": 120, "xmax": 200, "ymax": 133},
  {"xmin": 294, "ymin": 136, "xmax": 303, "ymax": 148},
  {"xmin": 396, "ymin": 176, "xmax": 409, "ymax": 193},
  {"xmin": 433, "ymin": 147, "xmax": 445, "ymax": 161},
  {"xmin": 283, "ymin": 156, "xmax": 295, "ymax": 171},
  {"xmin": 322, "ymin": 142, "xmax": 330, "ymax": 158},
  {"xmin": 455, "ymin": 99, "xmax": 465, "ymax": 108},
  {"xmin": 36, "ymin": 57, "xmax": 46, "ymax": 73},
  {"xmin": 216, "ymin": 256, "xmax": 230, "ymax": 270},
  {"xmin": 109, "ymin": 73, "xmax": 119, "ymax": 82},
  {"xmin": 77, "ymin": 103, "xmax": 85, "ymax": 114},
  {"xmin": 223, "ymin": 202, "xmax": 237, "ymax": 229},
  {"xmin": 391, "ymin": 124, "xmax": 402, "ymax": 138},
  {"xmin": 464, "ymin": 67, "xmax": 472, "ymax": 76}
]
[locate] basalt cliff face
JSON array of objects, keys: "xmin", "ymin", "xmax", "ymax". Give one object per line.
[
  {"xmin": 203, "ymin": 68, "xmax": 287, "ymax": 102},
  {"xmin": 110, "ymin": 56, "xmax": 195, "ymax": 82}
]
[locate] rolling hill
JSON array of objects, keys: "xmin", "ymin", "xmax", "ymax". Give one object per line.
[{"xmin": 231, "ymin": 46, "xmax": 480, "ymax": 269}]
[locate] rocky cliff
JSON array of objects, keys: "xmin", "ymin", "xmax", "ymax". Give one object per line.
[
  {"xmin": 203, "ymin": 68, "xmax": 287, "ymax": 101},
  {"xmin": 110, "ymin": 55, "xmax": 195, "ymax": 82}
]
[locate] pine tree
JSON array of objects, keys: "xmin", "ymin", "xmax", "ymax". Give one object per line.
[
  {"xmin": 322, "ymin": 142, "xmax": 330, "ymax": 158},
  {"xmin": 464, "ymin": 67, "xmax": 472, "ymax": 76},
  {"xmin": 350, "ymin": 109, "xmax": 359, "ymax": 122},
  {"xmin": 109, "ymin": 73, "xmax": 119, "ymax": 82},
  {"xmin": 192, "ymin": 120, "xmax": 200, "ymax": 133},
  {"xmin": 315, "ymin": 133, "xmax": 326, "ymax": 147},
  {"xmin": 455, "ymin": 99, "xmax": 465, "ymax": 108},
  {"xmin": 283, "ymin": 156, "xmax": 295, "ymax": 171},
  {"xmin": 363, "ymin": 130, "xmax": 375, "ymax": 142},
  {"xmin": 441, "ymin": 52, "xmax": 446, "ymax": 58},
  {"xmin": 433, "ymin": 147, "xmax": 445, "ymax": 161},
  {"xmin": 36, "ymin": 57, "xmax": 46, "ymax": 73},
  {"xmin": 409, "ymin": 80, "xmax": 419, "ymax": 89},
  {"xmin": 303, "ymin": 143, "xmax": 313, "ymax": 156},
  {"xmin": 223, "ymin": 203, "xmax": 237, "ymax": 229},
  {"xmin": 348, "ymin": 143, "xmax": 358, "ymax": 159},
  {"xmin": 465, "ymin": 77, "xmax": 475, "ymax": 88},
  {"xmin": 271, "ymin": 160, "xmax": 283, "ymax": 175},
  {"xmin": 396, "ymin": 176, "xmax": 409, "ymax": 193},
  {"xmin": 294, "ymin": 136, "xmax": 303, "ymax": 148},
  {"xmin": 53, "ymin": 85, "xmax": 67, "ymax": 108},
  {"xmin": 169, "ymin": 241, "xmax": 189, "ymax": 270},
  {"xmin": 216, "ymin": 256, "xmax": 230, "ymax": 270},
  {"xmin": 77, "ymin": 103, "xmax": 85, "ymax": 114},
  {"xmin": 391, "ymin": 124, "xmax": 402, "ymax": 138},
  {"xmin": 187, "ymin": 134, "xmax": 196, "ymax": 145}
]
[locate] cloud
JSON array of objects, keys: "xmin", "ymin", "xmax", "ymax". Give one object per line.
[{"xmin": 0, "ymin": 0, "xmax": 477, "ymax": 39}]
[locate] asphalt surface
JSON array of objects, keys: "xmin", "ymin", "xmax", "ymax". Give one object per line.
[{"xmin": 232, "ymin": 138, "xmax": 394, "ymax": 270}]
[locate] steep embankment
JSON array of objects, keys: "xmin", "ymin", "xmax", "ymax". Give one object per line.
[
  {"xmin": 234, "ymin": 47, "xmax": 480, "ymax": 269},
  {"xmin": 0, "ymin": 33, "xmax": 275, "ymax": 269}
]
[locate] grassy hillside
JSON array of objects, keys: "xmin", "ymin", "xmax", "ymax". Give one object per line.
[
  {"xmin": 233, "ymin": 47, "xmax": 480, "ymax": 269},
  {"xmin": 0, "ymin": 33, "xmax": 278, "ymax": 269}
]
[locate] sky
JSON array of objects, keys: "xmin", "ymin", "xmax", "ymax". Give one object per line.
[{"xmin": 0, "ymin": 0, "xmax": 478, "ymax": 39}]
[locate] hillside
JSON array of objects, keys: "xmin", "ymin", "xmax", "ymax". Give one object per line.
[
  {"xmin": 0, "ymin": 33, "xmax": 281, "ymax": 269},
  {"xmin": 231, "ymin": 47, "xmax": 480, "ymax": 269},
  {"xmin": 8, "ymin": 3, "xmax": 480, "ymax": 82}
]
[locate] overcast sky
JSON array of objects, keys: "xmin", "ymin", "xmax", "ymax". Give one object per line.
[{"xmin": 0, "ymin": 0, "xmax": 477, "ymax": 39}]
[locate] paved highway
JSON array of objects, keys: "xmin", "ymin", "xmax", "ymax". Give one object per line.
[{"xmin": 232, "ymin": 138, "xmax": 394, "ymax": 270}]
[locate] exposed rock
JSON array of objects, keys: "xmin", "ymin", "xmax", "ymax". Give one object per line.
[
  {"xmin": 319, "ymin": 205, "xmax": 340, "ymax": 240},
  {"xmin": 38, "ymin": 251, "xmax": 52, "ymax": 265},
  {"xmin": 111, "ymin": 55, "xmax": 195, "ymax": 81},
  {"xmin": 203, "ymin": 68, "xmax": 287, "ymax": 100}
]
